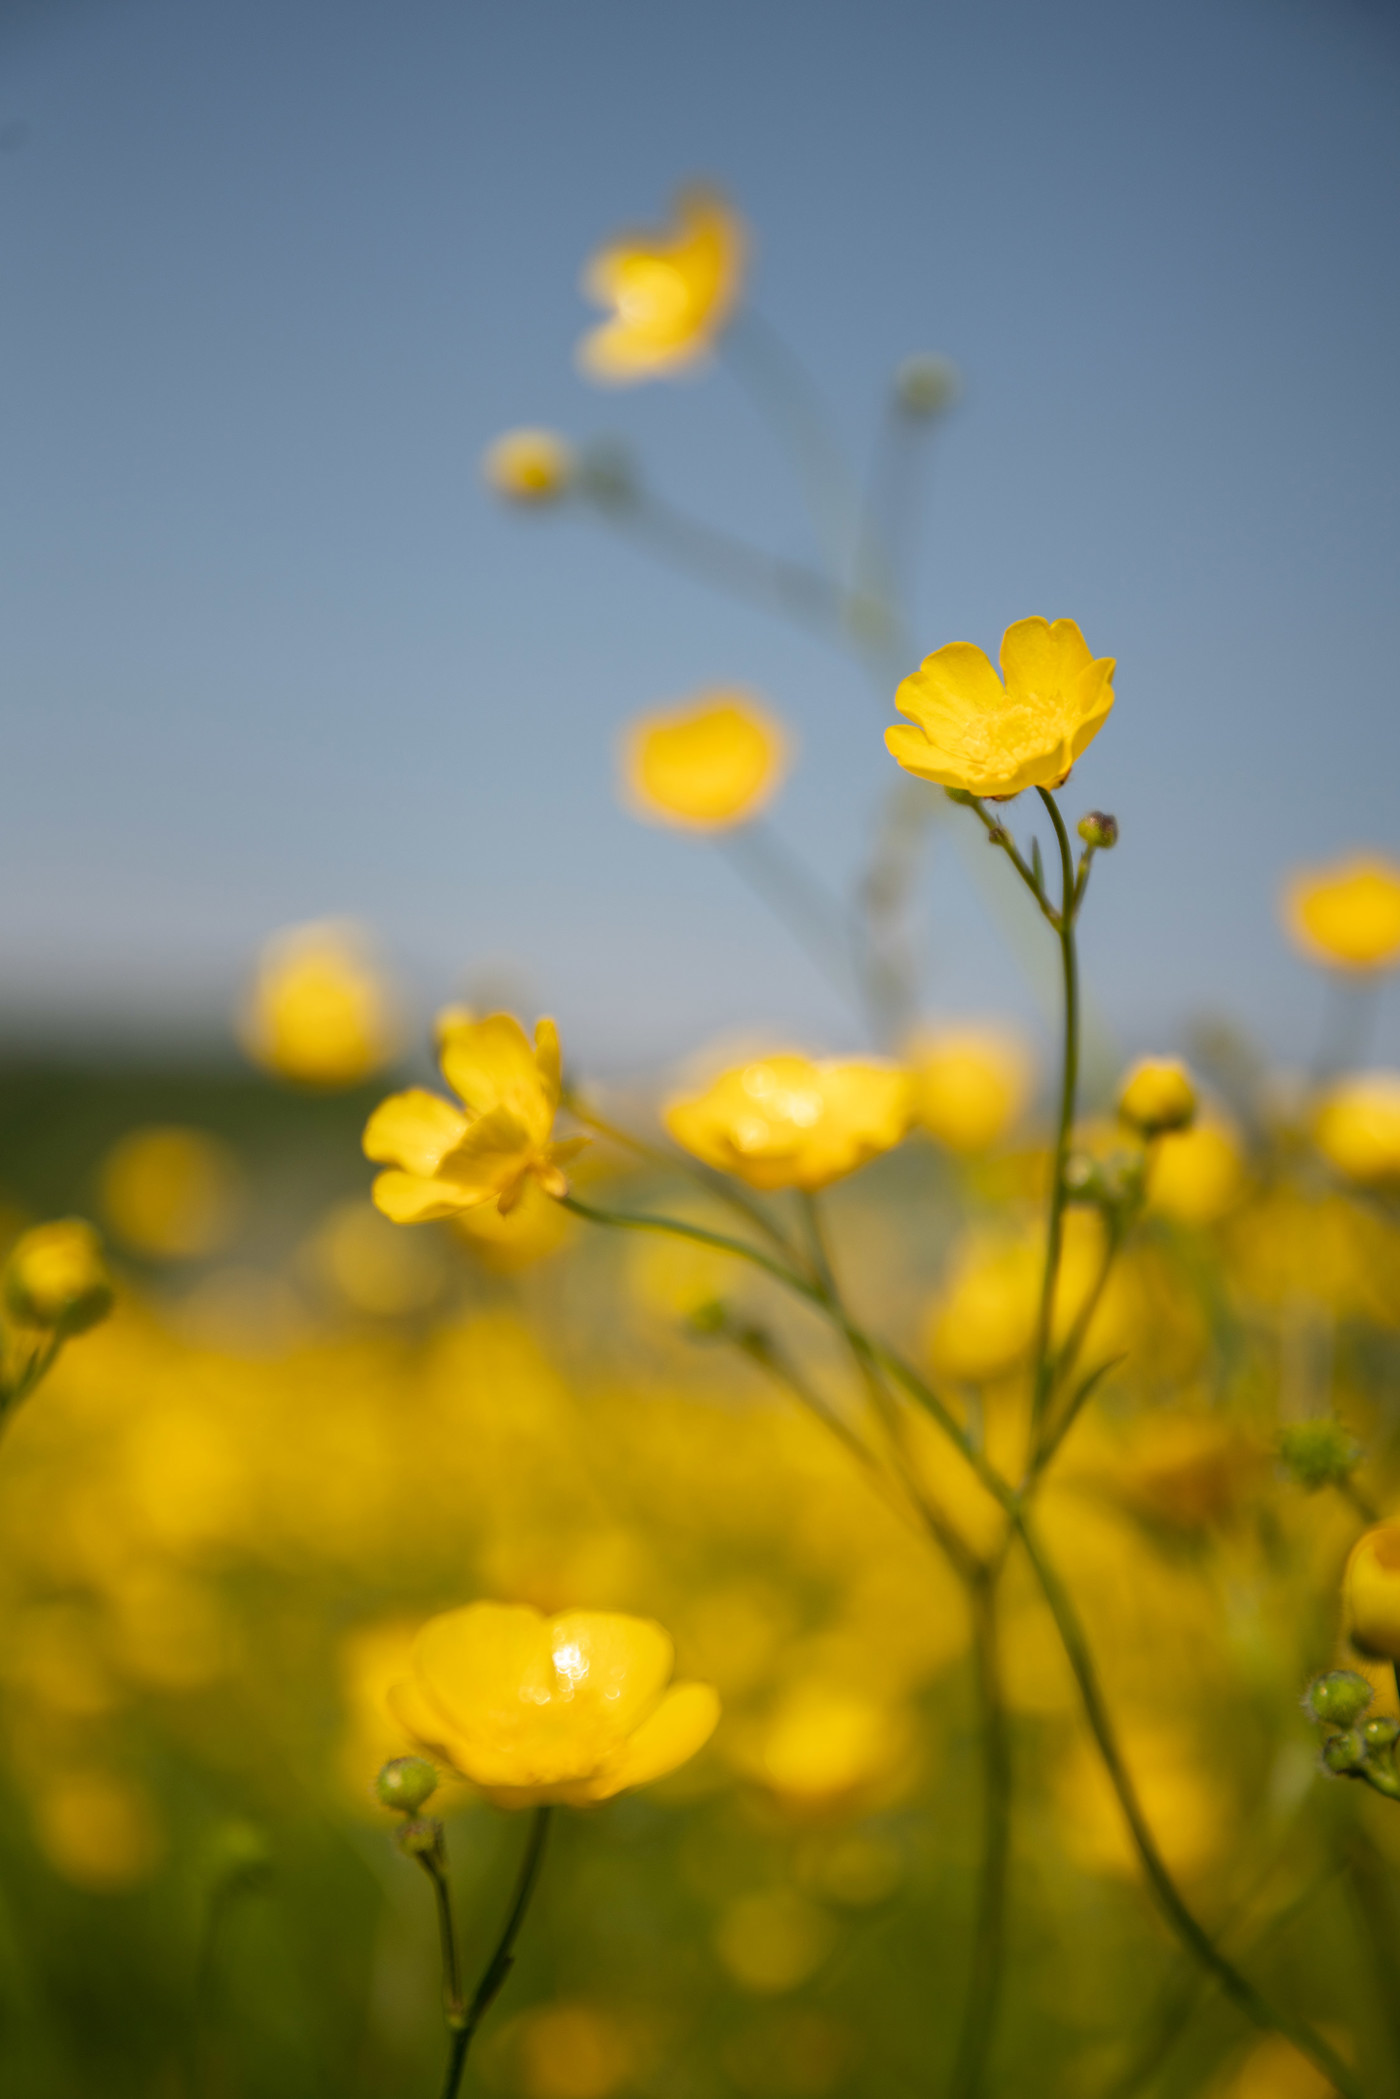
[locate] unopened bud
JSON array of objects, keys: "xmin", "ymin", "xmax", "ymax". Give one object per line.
[
  {"xmin": 1322, "ymin": 1728, "xmax": 1367, "ymax": 1775},
  {"xmin": 1364, "ymin": 1716, "xmax": 1400, "ymax": 1751},
  {"xmin": 1344, "ymin": 1524, "xmax": 1400, "ymax": 1661},
  {"xmin": 5, "ymin": 1219, "xmax": 113, "ymax": 1336},
  {"xmin": 1117, "ymin": 1058, "xmax": 1197, "ymax": 1139},
  {"xmin": 375, "ymin": 1756, "xmax": 438, "ymax": 1815},
  {"xmin": 576, "ymin": 441, "xmax": 638, "ymax": 512},
  {"xmin": 686, "ymin": 1299, "xmax": 729, "ymax": 1338},
  {"xmin": 893, "ymin": 354, "xmax": 960, "ymax": 419},
  {"xmin": 481, "ymin": 428, "xmax": 574, "ymax": 506},
  {"xmin": 1077, "ymin": 811, "xmax": 1119, "ymax": 851},
  {"xmin": 1306, "ymin": 1670, "xmax": 1373, "ymax": 1728},
  {"xmin": 1278, "ymin": 1420, "xmax": 1363, "ymax": 1493}
]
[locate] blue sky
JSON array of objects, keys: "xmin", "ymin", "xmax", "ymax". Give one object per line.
[{"xmin": 2, "ymin": 0, "xmax": 1398, "ymax": 1080}]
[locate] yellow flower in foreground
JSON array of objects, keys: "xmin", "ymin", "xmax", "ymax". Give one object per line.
[
  {"xmin": 365, "ymin": 1013, "xmax": 584, "ymax": 1223},
  {"xmin": 1117, "ymin": 1057, "xmax": 1197, "ymax": 1138},
  {"xmin": 578, "ymin": 186, "xmax": 746, "ymax": 384},
  {"xmin": 388, "ymin": 1601, "xmax": 720, "ymax": 1807},
  {"xmin": 5, "ymin": 1220, "xmax": 114, "ymax": 1335},
  {"xmin": 907, "ymin": 1025, "xmax": 1031, "ymax": 1154},
  {"xmin": 1315, "ymin": 1073, "xmax": 1400, "ymax": 1188},
  {"xmin": 665, "ymin": 1054, "xmax": 911, "ymax": 1191},
  {"xmin": 1344, "ymin": 1524, "xmax": 1400, "ymax": 1660},
  {"xmin": 243, "ymin": 921, "xmax": 398, "ymax": 1088},
  {"xmin": 482, "ymin": 428, "xmax": 575, "ymax": 505},
  {"xmin": 886, "ymin": 616, "xmax": 1115, "ymax": 799},
  {"xmin": 1284, "ymin": 853, "xmax": 1400, "ymax": 971},
  {"xmin": 621, "ymin": 690, "xmax": 789, "ymax": 830}
]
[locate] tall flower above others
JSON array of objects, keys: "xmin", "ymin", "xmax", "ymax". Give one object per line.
[
  {"xmin": 621, "ymin": 690, "xmax": 790, "ymax": 830},
  {"xmin": 578, "ymin": 187, "xmax": 747, "ymax": 385},
  {"xmin": 665, "ymin": 1054, "xmax": 912, "ymax": 1191},
  {"xmin": 886, "ymin": 617, "xmax": 1116, "ymax": 799},
  {"xmin": 389, "ymin": 1602, "xmax": 720, "ymax": 1808},
  {"xmin": 1284, "ymin": 854, "xmax": 1400, "ymax": 971},
  {"xmin": 364, "ymin": 1013, "xmax": 584, "ymax": 1223}
]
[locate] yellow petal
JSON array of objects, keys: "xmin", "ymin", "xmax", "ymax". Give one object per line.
[
  {"xmin": 998, "ymin": 615, "xmax": 1092, "ymax": 702},
  {"xmin": 371, "ymin": 1170, "xmax": 480, "ymax": 1224},
  {"xmin": 545, "ymin": 1611, "xmax": 673, "ymax": 1739},
  {"xmin": 439, "ymin": 1014, "xmax": 539, "ymax": 1117},
  {"xmin": 533, "ymin": 1017, "xmax": 562, "ymax": 1107},
  {"xmin": 582, "ymin": 1681, "xmax": 722, "ymax": 1801},
  {"xmin": 363, "ymin": 1089, "xmax": 468, "ymax": 1174},
  {"xmin": 893, "ymin": 641, "xmax": 1006, "ymax": 733}
]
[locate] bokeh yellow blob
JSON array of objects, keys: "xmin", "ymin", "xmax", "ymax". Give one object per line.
[
  {"xmin": 243, "ymin": 920, "xmax": 399, "ymax": 1088},
  {"xmin": 35, "ymin": 1770, "xmax": 162, "ymax": 1892},
  {"xmin": 482, "ymin": 428, "xmax": 575, "ymax": 504},
  {"xmin": 516, "ymin": 2004, "xmax": 635, "ymax": 2099},
  {"xmin": 100, "ymin": 1125, "xmax": 244, "ymax": 1259},
  {"xmin": 1146, "ymin": 1118, "xmax": 1245, "ymax": 1225},
  {"xmin": 1284, "ymin": 853, "xmax": 1400, "ymax": 971},
  {"xmin": 1315, "ymin": 1072, "xmax": 1400, "ymax": 1188},
  {"xmin": 622, "ymin": 690, "xmax": 790, "ymax": 831},
  {"xmin": 714, "ymin": 1889, "xmax": 835, "ymax": 1994},
  {"xmin": 309, "ymin": 1200, "xmax": 448, "ymax": 1315},
  {"xmin": 906, "ymin": 1024, "xmax": 1032, "ymax": 1154}
]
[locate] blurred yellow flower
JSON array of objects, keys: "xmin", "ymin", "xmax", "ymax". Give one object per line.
[
  {"xmin": 308, "ymin": 1200, "xmax": 447, "ymax": 1315},
  {"xmin": 1284, "ymin": 853, "xmax": 1400, "ymax": 971},
  {"xmin": 1146, "ymin": 1118, "xmax": 1245, "ymax": 1225},
  {"xmin": 1344, "ymin": 1523, "xmax": 1400, "ymax": 1660},
  {"xmin": 34, "ymin": 1769, "xmax": 162, "ymax": 1892},
  {"xmin": 906, "ymin": 1024, "xmax": 1031, "ymax": 1154},
  {"xmin": 665, "ymin": 1054, "xmax": 911, "ymax": 1191},
  {"xmin": 886, "ymin": 616, "xmax": 1115, "ymax": 799},
  {"xmin": 482, "ymin": 428, "xmax": 575, "ymax": 505},
  {"xmin": 756, "ymin": 1684, "xmax": 912, "ymax": 1812},
  {"xmin": 387, "ymin": 1600, "xmax": 719, "ymax": 1807},
  {"xmin": 364, "ymin": 1012, "xmax": 584, "ymax": 1223},
  {"xmin": 5, "ymin": 1218, "xmax": 113, "ymax": 1335},
  {"xmin": 99, "ymin": 1126, "xmax": 243, "ymax": 1260},
  {"xmin": 242, "ymin": 921, "xmax": 399, "ymax": 1088},
  {"xmin": 1117, "ymin": 1057, "xmax": 1197, "ymax": 1137},
  {"xmin": 621, "ymin": 690, "xmax": 790, "ymax": 831},
  {"xmin": 925, "ymin": 1210, "xmax": 1125, "ymax": 1387},
  {"xmin": 1314, "ymin": 1072, "xmax": 1400, "ymax": 1188},
  {"xmin": 1221, "ymin": 2035, "xmax": 1344, "ymax": 2099},
  {"xmin": 516, "ymin": 2004, "xmax": 636, "ymax": 2099},
  {"xmin": 578, "ymin": 186, "xmax": 746, "ymax": 384},
  {"xmin": 1058, "ymin": 1722, "xmax": 1226, "ymax": 1882}
]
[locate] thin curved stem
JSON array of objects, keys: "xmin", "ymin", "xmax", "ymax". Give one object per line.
[
  {"xmin": 1014, "ymin": 1514, "xmax": 1363, "ymax": 2099},
  {"xmin": 1030, "ymin": 790, "xmax": 1080, "ymax": 1435},
  {"xmin": 947, "ymin": 1567, "xmax": 1011, "ymax": 2099},
  {"xmin": 441, "ymin": 1807, "xmax": 552, "ymax": 2099},
  {"xmin": 590, "ymin": 484, "xmax": 848, "ymax": 639}
]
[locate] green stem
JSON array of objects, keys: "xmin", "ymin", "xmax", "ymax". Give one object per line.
[
  {"xmin": 440, "ymin": 1807, "xmax": 552, "ymax": 2099},
  {"xmin": 1029, "ymin": 789, "xmax": 1080, "ymax": 1435},
  {"xmin": 719, "ymin": 821, "xmax": 870, "ymax": 1026},
  {"xmin": 1014, "ymin": 1513, "xmax": 1364, "ymax": 2099},
  {"xmin": 592, "ymin": 484, "xmax": 848, "ymax": 640},
  {"xmin": 947, "ymin": 1566, "xmax": 1012, "ymax": 2099}
]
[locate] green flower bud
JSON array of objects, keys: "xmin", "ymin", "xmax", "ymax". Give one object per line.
[
  {"xmin": 1322, "ymin": 1728, "xmax": 1367, "ymax": 1775},
  {"xmin": 1278, "ymin": 1419, "xmax": 1363, "ymax": 1493},
  {"xmin": 5, "ymin": 1219, "xmax": 113, "ymax": 1336},
  {"xmin": 375, "ymin": 1756, "xmax": 438, "ymax": 1815},
  {"xmin": 893, "ymin": 354, "xmax": 960, "ymax": 419},
  {"xmin": 1364, "ymin": 1716, "xmax": 1400, "ymax": 1750},
  {"xmin": 1077, "ymin": 811, "xmax": 1119, "ymax": 851},
  {"xmin": 1307, "ymin": 1670, "xmax": 1374, "ymax": 1728}
]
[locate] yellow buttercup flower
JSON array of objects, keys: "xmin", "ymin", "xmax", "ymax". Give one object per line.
[
  {"xmin": 886, "ymin": 617, "xmax": 1115, "ymax": 799},
  {"xmin": 1344, "ymin": 1524, "xmax": 1400, "ymax": 1660},
  {"xmin": 578, "ymin": 186, "xmax": 746, "ymax": 384},
  {"xmin": 1284, "ymin": 853, "xmax": 1400, "ymax": 971},
  {"xmin": 364, "ymin": 1012, "xmax": 584, "ymax": 1223},
  {"xmin": 1314, "ymin": 1072, "xmax": 1400, "ymax": 1188},
  {"xmin": 1117, "ymin": 1057, "xmax": 1197, "ymax": 1138},
  {"xmin": 621, "ymin": 690, "xmax": 789, "ymax": 831},
  {"xmin": 243, "ymin": 921, "xmax": 399, "ymax": 1089},
  {"xmin": 906, "ymin": 1025, "xmax": 1031, "ymax": 1154},
  {"xmin": 665, "ymin": 1054, "xmax": 912, "ymax": 1192},
  {"xmin": 482, "ymin": 428, "xmax": 575, "ymax": 505},
  {"xmin": 387, "ymin": 1601, "xmax": 720, "ymax": 1807}
]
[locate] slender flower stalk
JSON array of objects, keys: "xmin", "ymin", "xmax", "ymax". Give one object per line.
[
  {"xmin": 1027, "ymin": 790, "xmax": 1081, "ymax": 1434},
  {"xmin": 436, "ymin": 1808, "xmax": 553, "ymax": 2099}
]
